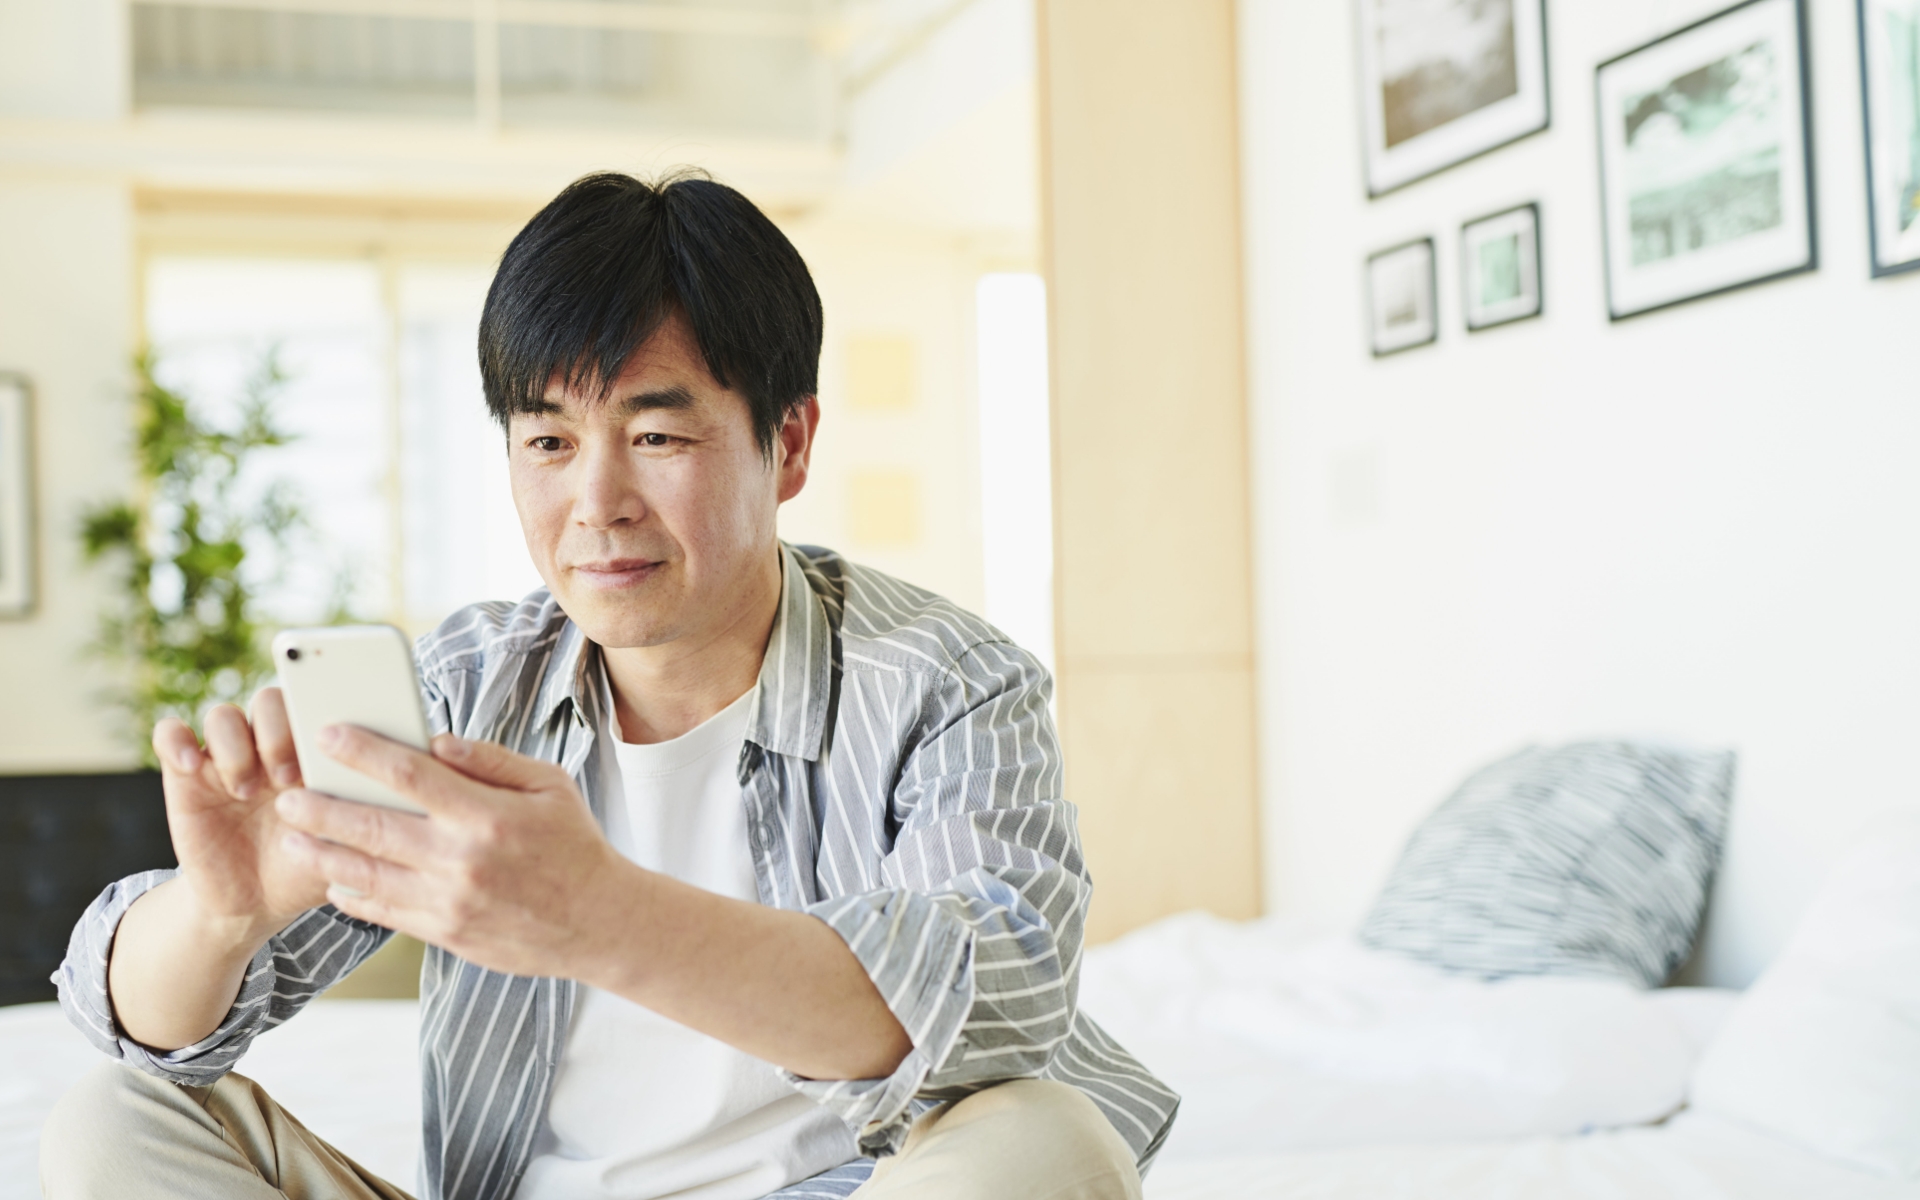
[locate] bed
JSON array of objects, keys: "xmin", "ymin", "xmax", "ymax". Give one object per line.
[
  {"xmin": 1143, "ymin": 1116, "xmax": 1920, "ymax": 1200},
  {"xmin": 5, "ymin": 745, "xmax": 1915, "ymax": 1198},
  {"xmin": 3, "ymin": 923, "xmax": 1910, "ymax": 1200},
  {"xmin": 1077, "ymin": 914, "xmax": 1920, "ymax": 1200}
]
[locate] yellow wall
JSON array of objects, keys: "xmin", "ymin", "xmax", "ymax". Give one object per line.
[
  {"xmin": 0, "ymin": 180, "xmax": 137, "ymax": 770},
  {"xmin": 778, "ymin": 219, "xmax": 1000, "ymax": 616},
  {"xmin": 1037, "ymin": 0, "xmax": 1261, "ymax": 940}
]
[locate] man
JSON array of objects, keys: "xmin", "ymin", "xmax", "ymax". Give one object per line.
[{"xmin": 43, "ymin": 173, "xmax": 1177, "ymax": 1200}]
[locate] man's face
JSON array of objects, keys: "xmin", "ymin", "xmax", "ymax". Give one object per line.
[{"xmin": 506, "ymin": 313, "xmax": 815, "ymax": 651}]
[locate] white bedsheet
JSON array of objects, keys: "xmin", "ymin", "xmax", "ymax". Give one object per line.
[
  {"xmin": 1079, "ymin": 912, "xmax": 1738, "ymax": 1158},
  {"xmin": 0, "ymin": 998, "xmax": 420, "ymax": 1198},
  {"xmin": 1143, "ymin": 1114, "xmax": 1920, "ymax": 1200},
  {"xmin": 4, "ymin": 918, "xmax": 1912, "ymax": 1200}
]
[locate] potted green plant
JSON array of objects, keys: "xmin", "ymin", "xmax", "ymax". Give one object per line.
[{"xmin": 82, "ymin": 351, "xmax": 306, "ymax": 761}]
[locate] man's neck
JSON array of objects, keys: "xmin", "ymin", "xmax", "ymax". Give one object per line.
[{"xmin": 601, "ymin": 549, "xmax": 783, "ymax": 745}]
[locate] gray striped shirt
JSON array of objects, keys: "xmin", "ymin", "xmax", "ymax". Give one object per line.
[{"xmin": 57, "ymin": 543, "xmax": 1179, "ymax": 1200}]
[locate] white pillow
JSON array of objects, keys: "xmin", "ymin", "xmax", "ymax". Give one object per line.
[{"xmin": 1689, "ymin": 813, "xmax": 1920, "ymax": 1177}]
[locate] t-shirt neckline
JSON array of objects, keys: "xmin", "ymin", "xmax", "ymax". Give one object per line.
[{"xmin": 609, "ymin": 687, "xmax": 756, "ymax": 779}]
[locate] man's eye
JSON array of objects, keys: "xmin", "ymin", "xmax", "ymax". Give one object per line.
[
  {"xmin": 639, "ymin": 432, "xmax": 674, "ymax": 447},
  {"xmin": 529, "ymin": 436, "xmax": 565, "ymax": 452}
]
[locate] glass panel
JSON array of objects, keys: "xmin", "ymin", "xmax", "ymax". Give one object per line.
[
  {"xmin": 132, "ymin": 4, "xmax": 476, "ymax": 119},
  {"xmin": 397, "ymin": 264, "xmax": 545, "ymax": 630},
  {"xmin": 144, "ymin": 258, "xmax": 393, "ymax": 625}
]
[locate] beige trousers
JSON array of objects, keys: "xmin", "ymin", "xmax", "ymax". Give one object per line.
[{"xmin": 40, "ymin": 1062, "xmax": 1143, "ymax": 1200}]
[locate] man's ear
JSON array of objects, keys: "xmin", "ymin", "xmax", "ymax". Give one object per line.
[{"xmin": 775, "ymin": 395, "xmax": 820, "ymax": 504}]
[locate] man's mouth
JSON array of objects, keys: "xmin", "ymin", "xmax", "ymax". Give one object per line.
[{"xmin": 571, "ymin": 558, "xmax": 663, "ymax": 589}]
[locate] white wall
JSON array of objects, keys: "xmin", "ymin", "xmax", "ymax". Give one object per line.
[
  {"xmin": 1240, "ymin": 0, "xmax": 1920, "ymax": 987},
  {"xmin": 0, "ymin": 0, "xmax": 124, "ymax": 121}
]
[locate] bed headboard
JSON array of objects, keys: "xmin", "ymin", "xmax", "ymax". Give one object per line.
[{"xmin": 0, "ymin": 773, "xmax": 175, "ymax": 1006}]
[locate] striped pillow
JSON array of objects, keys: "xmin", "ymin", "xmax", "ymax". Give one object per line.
[{"xmin": 1358, "ymin": 742, "xmax": 1736, "ymax": 988}]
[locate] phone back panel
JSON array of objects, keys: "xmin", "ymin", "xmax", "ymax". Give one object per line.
[{"xmin": 272, "ymin": 625, "xmax": 432, "ymax": 814}]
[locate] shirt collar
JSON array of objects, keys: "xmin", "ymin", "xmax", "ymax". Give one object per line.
[
  {"xmin": 533, "ymin": 610, "xmax": 598, "ymax": 733},
  {"xmin": 533, "ymin": 542, "xmax": 833, "ymax": 760},
  {"xmin": 746, "ymin": 544, "xmax": 834, "ymax": 762}
]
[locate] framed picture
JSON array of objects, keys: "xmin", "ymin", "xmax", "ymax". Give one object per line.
[
  {"xmin": 1860, "ymin": 0, "xmax": 1920, "ymax": 275},
  {"xmin": 0, "ymin": 374, "xmax": 33, "ymax": 617},
  {"xmin": 1367, "ymin": 238, "xmax": 1438, "ymax": 355},
  {"xmin": 1462, "ymin": 202, "xmax": 1543, "ymax": 329},
  {"xmin": 1596, "ymin": 0, "xmax": 1816, "ymax": 319},
  {"xmin": 1356, "ymin": 0, "xmax": 1550, "ymax": 196}
]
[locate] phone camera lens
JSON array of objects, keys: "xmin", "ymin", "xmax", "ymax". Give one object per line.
[{"xmin": 285, "ymin": 647, "xmax": 301, "ymax": 662}]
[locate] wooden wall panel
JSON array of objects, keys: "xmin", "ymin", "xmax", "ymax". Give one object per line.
[{"xmin": 1037, "ymin": 0, "xmax": 1261, "ymax": 941}]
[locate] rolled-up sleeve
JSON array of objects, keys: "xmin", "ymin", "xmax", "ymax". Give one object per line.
[
  {"xmin": 54, "ymin": 873, "xmax": 392, "ymax": 1085},
  {"xmin": 783, "ymin": 640, "xmax": 1088, "ymax": 1155}
]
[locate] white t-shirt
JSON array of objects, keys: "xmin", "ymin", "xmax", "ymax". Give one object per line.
[{"xmin": 517, "ymin": 689, "xmax": 857, "ymax": 1200}]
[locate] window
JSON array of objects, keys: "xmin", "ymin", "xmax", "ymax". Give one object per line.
[
  {"xmin": 975, "ymin": 272, "xmax": 1052, "ymax": 670},
  {"xmin": 144, "ymin": 254, "xmax": 542, "ymax": 634}
]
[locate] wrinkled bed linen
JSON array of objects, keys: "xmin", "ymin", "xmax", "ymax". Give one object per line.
[
  {"xmin": 7, "ymin": 914, "xmax": 1898, "ymax": 1200},
  {"xmin": 1077, "ymin": 911, "xmax": 1739, "ymax": 1159},
  {"xmin": 1142, "ymin": 1113, "xmax": 1920, "ymax": 1200}
]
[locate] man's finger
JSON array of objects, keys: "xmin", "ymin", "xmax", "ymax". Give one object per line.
[
  {"xmin": 322, "ymin": 884, "xmax": 407, "ymax": 936},
  {"xmin": 153, "ymin": 719, "xmax": 204, "ymax": 777},
  {"xmin": 280, "ymin": 829, "xmax": 429, "ymax": 913},
  {"xmin": 317, "ymin": 725, "xmax": 484, "ymax": 816},
  {"xmin": 153, "ymin": 719, "xmax": 247, "ymax": 821},
  {"xmin": 275, "ymin": 789, "xmax": 433, "ymax": 868},
  {"xmin": 204, "ymin": 704, "xmax": 268, "ymax": 800},
  {"xmin": 432, "ymin": 735, "xmax": 566, "ymax": 793},
  {"xmin": 251, "ymin": 687, "xmax": 303, "ymax": 791}
]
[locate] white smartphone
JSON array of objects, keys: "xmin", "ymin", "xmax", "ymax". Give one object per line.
[{"xmin": 272, "ymin": 625, "xmax": 432, "ymax": 815}]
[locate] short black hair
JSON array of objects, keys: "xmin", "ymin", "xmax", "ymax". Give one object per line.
[{"xmin": 479, "ymin": 171, "xmax": 823, "ymax": 454}]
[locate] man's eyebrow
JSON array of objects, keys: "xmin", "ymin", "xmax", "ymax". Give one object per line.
[
  {"xmin": 518, "ymin": 385, "xmax": 697, "ymax": 421},
  {"xmin": 613, "ymin": 385, "xmax": 697, "ymax": 418}
]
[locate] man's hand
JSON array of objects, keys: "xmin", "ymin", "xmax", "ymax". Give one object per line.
[
  {"xmin": 156, "ymin": 691, "xmax": 332, "ymax": 935},
  {"xmin": 109, "ymin": 690, "xmax": 332, "ymax": 1050},
  {"xmin": 279, "ymin": 729, "xmax": 913, "ymax": 1081},
  {"xmin": 274, "ymin": 729, "xmax": 632, "ymax": 980}
]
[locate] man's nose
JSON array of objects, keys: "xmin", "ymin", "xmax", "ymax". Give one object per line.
[{"xmin": 574, "ymin": 441, "xmax": 647, "ymax": 527}]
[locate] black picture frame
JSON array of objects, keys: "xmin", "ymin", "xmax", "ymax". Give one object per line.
[
  {"xmin": 1355, "ymin": 0, "xmax": 1552, "ymax": 197},
  {"xmin": 1461, "ymin": 202, "xmax": 1544, "ymax": 330},
  {"xmin": 0, "ymin": 372, "xmax": 33, "ymax": 618},
  {"xmin": 1858, "ymin": 0, "xmax": 1920, "ymax": 276},
  {"xmin": 1367, "ymin": 237, "xmax": 1439, "ymax": 356},
  {"xmin": 1595, "ymin": 0, "xmax": 1817, "ymax": 320}
]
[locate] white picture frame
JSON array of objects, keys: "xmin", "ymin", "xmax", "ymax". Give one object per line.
[
  {"xmin": 1356, "ymin": 0, "xmax": 1550, "ymax": 196},
  {"xmin": 1859, "ymin": 0, "xmax": 1920, "ymax": 276},
  {"xmin": 1462, "ymin": 202, "xmax": 1543, "ymax": 330},
  {"xmin": 1596, "ymin": 0, "xmax": 1816, "ymax": 319},
  {"xmin": 1368, "ymin": 238, "xmax": 1438, "ymax": 356},
  {"xmin": 0, "ymin": 374, "xmax": 34, "ymax": 617}
]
